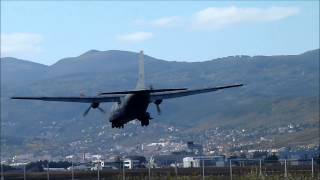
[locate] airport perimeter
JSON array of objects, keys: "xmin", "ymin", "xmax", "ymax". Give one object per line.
[{"xmin": 2, "ymin": 159, "xmax": 319, "ymax": 180}]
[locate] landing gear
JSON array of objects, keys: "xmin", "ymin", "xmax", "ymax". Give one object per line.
[
  {"xmin": 140, "ymin": 112, "xmax": 151, "ymax": 127},
  {"xmin": 141, "ymin": 119, "xmax": 149, "ymax": 126},
  {"xmin": 112, "ymin": 122, "xmax": 124, "ymax": 129}
]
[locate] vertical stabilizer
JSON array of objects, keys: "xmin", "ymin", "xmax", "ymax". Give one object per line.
[{"xmin": 136, "ymin": 50, "xmax": 146, "ymax": 90}]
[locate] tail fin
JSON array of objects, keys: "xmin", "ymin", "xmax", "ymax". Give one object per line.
[{"xmin": 136, "ymin": 50, "xmax": 146, "ymax": 90}]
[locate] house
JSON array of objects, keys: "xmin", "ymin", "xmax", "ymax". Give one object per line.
[
  {"xmin": 183, "ymin": 157, "xmax": 200, "ymax": 168},
  {"xmin": 123, "ymin": 156, "xmax": 146, "ymax": 169},
  {"xmin": 183, "ymin": 156, "xmax": 226, "ymax": 168},
  {"xmin": 153, "ymin": 154, "xmax": 184, "ymax": 168},
  {"xmin": 186, "ymin": 142, "xmax": 203, "ymax": 155}
]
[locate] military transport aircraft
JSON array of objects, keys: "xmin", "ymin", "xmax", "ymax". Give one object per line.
[{"xmin": 12, "ymin": 51, "xmax": 243, "ymax": 128}]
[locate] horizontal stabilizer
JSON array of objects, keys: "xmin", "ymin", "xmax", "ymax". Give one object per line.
[{"xmin": 98, "ymin": 88, "xmax": 187, "ymax": 95}]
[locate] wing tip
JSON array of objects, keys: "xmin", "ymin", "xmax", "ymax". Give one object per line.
[
  {"xmin": 11, "ymin": 97, "xmax": 25, "ymax": 100},
  {"xmin": 11, "ymin": 97, "xmax": 37, "ymax": 100},
  {"xmin": 226, "ymin": 84, "xmax": 244, "ymax": 88}
]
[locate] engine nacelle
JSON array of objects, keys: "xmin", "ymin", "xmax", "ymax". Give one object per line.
[
  {"xmin": 154, "ymin": 99, "xmax": 162, "ymax": 105},
  {"xmin": 91, "ymin": 102, "xmax": 99, "ymax": 108}
]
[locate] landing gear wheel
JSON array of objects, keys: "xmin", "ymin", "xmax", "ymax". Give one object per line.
[
  {"xmin": 140, "ymin": 119, "xmax": 149, "ymax": 126},
  {"xmin": 112, "ymin": 122, "xmax": 124, "ymax": 128}
]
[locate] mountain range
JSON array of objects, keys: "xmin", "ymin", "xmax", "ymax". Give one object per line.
[{"xmin": 1, "ymin": 49, "xmax": 319, "ymax": 157}]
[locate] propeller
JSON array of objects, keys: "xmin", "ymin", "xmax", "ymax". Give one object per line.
[
  {"xmin": 80, "ymin": 91, "xmax": 105, "ymax": 117},
  {"xmin": 150, "ymin": 85, "xmax": 163, "ymax": 115},
  {"xmin": 83, "ymin": 102, "xmax": 105, "ymax": 117},
  {"xmin": 154, "ymin": 99, "xmax": 162, "ymax": 115},
  {"xmin": 83, "ymin": 106, "xmax": 92, "ymax": 116}
]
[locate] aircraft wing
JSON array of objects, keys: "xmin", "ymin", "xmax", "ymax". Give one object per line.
[
  {"xmin": 150, "ymin": 84, "xmax": 243, "ymax": 101},
  {"xmin": 11, "ymin": 95, "xmax": 123, "ymax": 103}
]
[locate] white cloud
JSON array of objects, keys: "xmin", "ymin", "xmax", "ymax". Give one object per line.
[
  {"xmin": 150, "ymin": 16, "xmax": 182, "ymax": 28},
  {"xmin": 192, "ymin": 6, "xmax": 300, "ymax": 30},
  {"xmin": 1, "ymin": 33, "xmax": 44, "ymax": 58},
  {"xmin": 115, "ymin": 32, "xmax": 154, "ymax": 44}
]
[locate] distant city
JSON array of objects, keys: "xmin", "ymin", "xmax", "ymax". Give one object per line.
[{"xmin": 2, "ymin": 122, "xmax": 319, "ymax": 170}]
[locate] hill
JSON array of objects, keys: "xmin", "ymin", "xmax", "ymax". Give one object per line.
[{"xmin": 1, "ymin": 49, "xmax": 319, "ymax": 157}]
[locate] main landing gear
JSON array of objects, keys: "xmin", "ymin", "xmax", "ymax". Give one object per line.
[
  {"xmin": 141, "ymin": 119, "xmax": 149, "ymax": 126},
  {"xmin": 112, "ymin": 122, "xmax": 124, "ymax": 129},
  {"xmin": 140, "ymin": 112, "xmax": 152, "ymax": 127}
]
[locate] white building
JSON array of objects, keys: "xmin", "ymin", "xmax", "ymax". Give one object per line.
[
  {"xmin": 91, "ymin": 160, "xmax": 105, "ymax": 170},
  {"xmin": 183, "ymin": 157, "xmax": 200, "ymax": 168},
  {"xmin": 183, "ymin": 156, "xmax": 226, "ymax": 168},
  {"xmin": 123, "ymin": 156, "xmax": 146, "ymax": 169},
  {"xmin": 123, "ymin": 159, "xmax": 141, "ymax": 169}
]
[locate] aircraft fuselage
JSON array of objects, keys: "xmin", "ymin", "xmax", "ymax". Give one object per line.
[{"xmin": 109, "ymin": 92, "xmax": 151, "ymax": 128}]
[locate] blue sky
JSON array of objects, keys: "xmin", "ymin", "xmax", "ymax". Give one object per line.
[{"xmin": 1, "ymin": 1, "xmax": 319, "ymax": 65}]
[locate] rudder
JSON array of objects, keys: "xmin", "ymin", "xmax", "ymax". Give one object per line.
[{"xmin": 136, "ymin": 50, "xmax": 146, "ymax": 90}]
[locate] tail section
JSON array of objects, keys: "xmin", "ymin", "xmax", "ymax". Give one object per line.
[{"xmin": 136, "ymin": 50, "xmax": 146, "ymax": 90}]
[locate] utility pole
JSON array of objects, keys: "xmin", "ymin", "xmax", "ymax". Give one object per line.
[
  {"xmin": 284, "ymin": 159, "xmax": 287, "ymax": 179},
  {"xmin": 174, "ymin": 162, "xmax": 178, "ymax": 177},
  {"xmin": 1, "ymin": 161, "xmax": 4, "ymax": 180},
  {"xmin": 122, "ymin": 161, "xmax": 125, "ymax": 180},
  {"xmin": 46, "ymin": 162, "xmax": 49, "ymax": 180},
  {"xmin": 71, "ymin": 160, "xmax": 74, "ymax": 180},
  {"xmin": 229, "ymin": 160, "xmax": 232, "ymax": 180},
  {"xmin": 97, "ymin": 161, "xmax": 100, "ymax": 180},
  {"xmin": 259, "ymin": 159, "xmax": 262, "ymax": 177},
  {"xmin": 148, "ymin": 161, "xmax": 151, "ymax": 180},
  {"xmin": 23, "ymin": 164, "xmax": 26, "ymax": 180},
  {"xmin": 311, "ymin": 158, "xmax": 314, "ymax": 178},
  {"xmin": 202, "ymin": 159, "xmax": 205, "ymax": 180}
]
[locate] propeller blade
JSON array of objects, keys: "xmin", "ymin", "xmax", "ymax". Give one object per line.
[
  {"xmin": 97, "ymin": 107, "xmax": 106, "ymax": 114},
  {"xmin": 83, "ymin": 106, "xmax": 91, "ymax": 117},
  {"xmin": 156, "ymin": 104, "xmax": 161, "ymax": 115}
]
